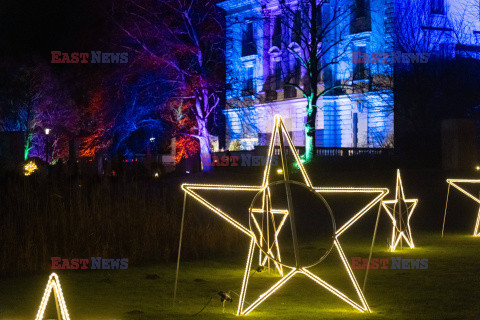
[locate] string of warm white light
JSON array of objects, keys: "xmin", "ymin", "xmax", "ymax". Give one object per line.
[
  {"xmin": 381, "ymin": 170, "xmax": 418, "ymax": 251},
  {"xmin": 443, "ymin": 179, "xmax": 480, "ymax": 237},
  {"xmin": 326, "ymin": 189, "xmax": 388, "ymax": 237},
  {"xmin": 35, "ymin": 273, "xmax": 71, "ymax": 320},
  {"xmin": 180, "ymin": 115, "xmax": 389, "ymax": 315},
  {"xmin": 24, "ymin": 160, "xmax": 38, "ymax": 176},
  {"xmin": 251, "ymin": 208, "xmax": 288, "ymax": 275}
]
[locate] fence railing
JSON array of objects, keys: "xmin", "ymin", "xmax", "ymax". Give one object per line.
[{"xmin": 250, "ymin": 146, "xmax": 393, "ymax": 157}]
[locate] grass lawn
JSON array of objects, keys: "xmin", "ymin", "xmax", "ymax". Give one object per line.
[{"xmin": 1, "ymin": 232, "xmax": 480, "ymax": 319}]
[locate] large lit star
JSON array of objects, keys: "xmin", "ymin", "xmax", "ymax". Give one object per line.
[
  {"xmin": 381, "ymin": 170, "xmax": 418, "ymax": 251},
  {"xmin": 181, "ymin": 115, "xmax": 389, "ymax": 315},
  {"xmin": 443, "ymin": 179, "xmax": 480, "ymax": 237}
]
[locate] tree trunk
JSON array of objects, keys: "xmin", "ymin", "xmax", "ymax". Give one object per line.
[
  {"xmin": 304, "ymin": 98, "xmax": 317, "ymax": 162},
  {"xmin": 195, "ymin": 88, "xmax": 214, "ymax": 172},
  {"xmin": 196, "ymin": 115, "xmax": 212, "ymax": 172},
  {"xmin": 24, "ymin": 133, "xmax": 33, "ymax": 160}
]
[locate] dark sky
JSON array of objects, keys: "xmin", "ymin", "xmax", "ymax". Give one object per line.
[{"xmin": 0, "ymin": 0, "xmax": 111, "ymax": 60}]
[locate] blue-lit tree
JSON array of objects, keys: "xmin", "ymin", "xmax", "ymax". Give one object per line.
[
  {"xmin": 111, "ymin": 72, "xmax": 173, "ymax": 156},
  {"xmin": 0, "ymin": 62, "xmax": 39, "ymax": 160},
  {"xmin": 81, "ymin": 64, "xmax": 175, "ymax": 159},
  {"xmin": 113, "ymin": 0, "xmax": 224, "ymax": 170}
]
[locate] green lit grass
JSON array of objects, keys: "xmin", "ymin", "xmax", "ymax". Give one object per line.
[{"xmin": 1, "ymin": 232, "xmax": 479, "ymax": 319}]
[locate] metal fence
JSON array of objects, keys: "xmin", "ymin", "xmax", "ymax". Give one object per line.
[{"xmin": 217, "ymin": 146, "xmax": 393, "ymax": 158}]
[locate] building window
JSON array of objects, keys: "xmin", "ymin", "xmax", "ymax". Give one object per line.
[
  {"xmin": 353, "ymin": 46, "xmax": 368, "ymax": 80},
  {"xmin": 350, "ymin": 0, "xmax": 371, "ymax": 34},
  {"xmin": 315, "ymin": 5, "xmax": 322, "ymax": 38},
  {"xmin": 242, "ymin": 22, "xmax": 257, "ymax": 56},
  {"xmin": 294, "ymin": 60, "xmax": 301, "ymax": 85},
  {"xmin": 353, "ymin": 0, "xmax": 366, "ymax": 18},
  {"xmin": 323, "ymin": 67, "xmax": 333, "ymax": 89},
  {"xmin": 272, "ymin": 16, "xmax": 282, "ymax": 48},
  {"xmin": 275, "ymin": 61, "xmax": 282, "ymax": 90},
  {"xmin": 242, "ymin": 67, "xmax": 254, "ymax": 96},
  {"xmin": 431, "ymin": 0, "xmax": 445, "ymax": 14},
  {"xmin": 438, "ymin": 43, "xmax": 451, "ymax": 59},
  {"xmin": 292, "ymin": 10, "xmax": 301, "ymax": 44},
  {"xmin": 284, "ymin": 60, "xmax": 299, "ymax": 98}
]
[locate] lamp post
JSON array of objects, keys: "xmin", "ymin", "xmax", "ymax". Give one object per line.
[
  {"xmin": 149, "ymin": 136, "xmax": 156, "ymax": 158},
  {"xmin": 146, "ymin": 137, "xmax": 156, "ymax": 175},
  {"xmin": 45, "ymin": 128, "xmax": 51, "ymax": 163}
]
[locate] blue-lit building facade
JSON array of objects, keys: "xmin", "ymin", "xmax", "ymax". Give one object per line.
[{"xmin": 217, "ymin": 0, "xmax": 480, "ymax": 151}]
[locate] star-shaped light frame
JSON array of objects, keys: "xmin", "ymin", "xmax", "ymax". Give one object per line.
[
  {"xmin": 250, "ymin": 206, "xmax": 289, "ymax": 275},
  {"xmin": 381, "ymin": 170, "xmax": 418, "ymax": 251},
  {"xmin": 34, "ymin": 273, "xmax": 71, "ymax": 320},
  {"xmin": 181, "ymin": 115, "xmax": 389, "ymax": 315},
  {"xmin": 443, "ymin": 179, "xmax": 480, "ymax": 237}
]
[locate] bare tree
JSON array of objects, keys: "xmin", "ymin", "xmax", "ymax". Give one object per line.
[
  {"xmin": 112, "ymin": 0, "xmax": 224, "ymax": 169},
  {"xmin": 263, "ymin": 0, "xmax": 354, "ymax": 161},
  {"xmin": 0, "ymin": 59, "xmax": 78, "ymax": 161}
]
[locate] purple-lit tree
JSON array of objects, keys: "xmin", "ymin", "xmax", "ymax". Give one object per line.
[
  {"xmin": 113, "ymin": 0, "xmax": 224, "ymax": 169},
  {"xmin": 0, "ymin": 59, "xmax": 78, "ymax": 161}
]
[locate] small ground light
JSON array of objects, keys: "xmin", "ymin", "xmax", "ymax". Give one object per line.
[
  {"xmin": 24, "ymin": 161, "xmax": 38, "ymax": 176},
  {"xmin": 277, "ymin": 168, "xmax": 283, "ymax": 174},
  {"xmin": 45, "ymin": 128, "xmax": 50, "ymax": 135},
  {"xmin": 218, "ymin": 291, "xmax": 232, "ymax": 303},
  {"xmin": 476, "ymin": 166, "xmax": 480, "ymax": 171},
  {"xmin": 255, "ymin": 265, "xmax": 265, "ymax": 272},
  {"xmin": 150, "ymin": 137, "xmax": 155, "ymax": 142},
  {"xmin": 154, "ymin": 172, "xmax": 159, "ymax": 178}
]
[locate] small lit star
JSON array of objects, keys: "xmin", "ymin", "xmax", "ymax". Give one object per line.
[{"xmin": 381, "ymin": 170, "xmax": 418, "ymax": 251}]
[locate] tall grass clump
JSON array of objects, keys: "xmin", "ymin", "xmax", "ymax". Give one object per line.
[{"xmin": 0, "ymin": 174, "xmax": 245, "ymax": 277}]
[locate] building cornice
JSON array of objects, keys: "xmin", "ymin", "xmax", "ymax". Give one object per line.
[{"xmin": 217, "ymin": 0, "xmax": 260, "ymax": 13}]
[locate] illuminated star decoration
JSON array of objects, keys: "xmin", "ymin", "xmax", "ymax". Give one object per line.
[
  {"xmin": 24, "ymin": 160, "xmax": 38, "ymax": 176},
  {"xmin": 34, "ymin": 273, "xmax": 71, "ymax": 320},
  {"xmin": 381, "ymin": 170, "xmax": 418, "ymax": 251},
  {"xmin": 181, "ymin": 115, "xmax": 389, "ymax": 315},
  {"xmin": 443, "ymin": 179, "xmax": 480, "ymax": 237}
]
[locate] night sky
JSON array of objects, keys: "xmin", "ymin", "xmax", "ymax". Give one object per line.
[{"xmin": 0, "ymin": 0, "xmax": 112, "ymax": 60}]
